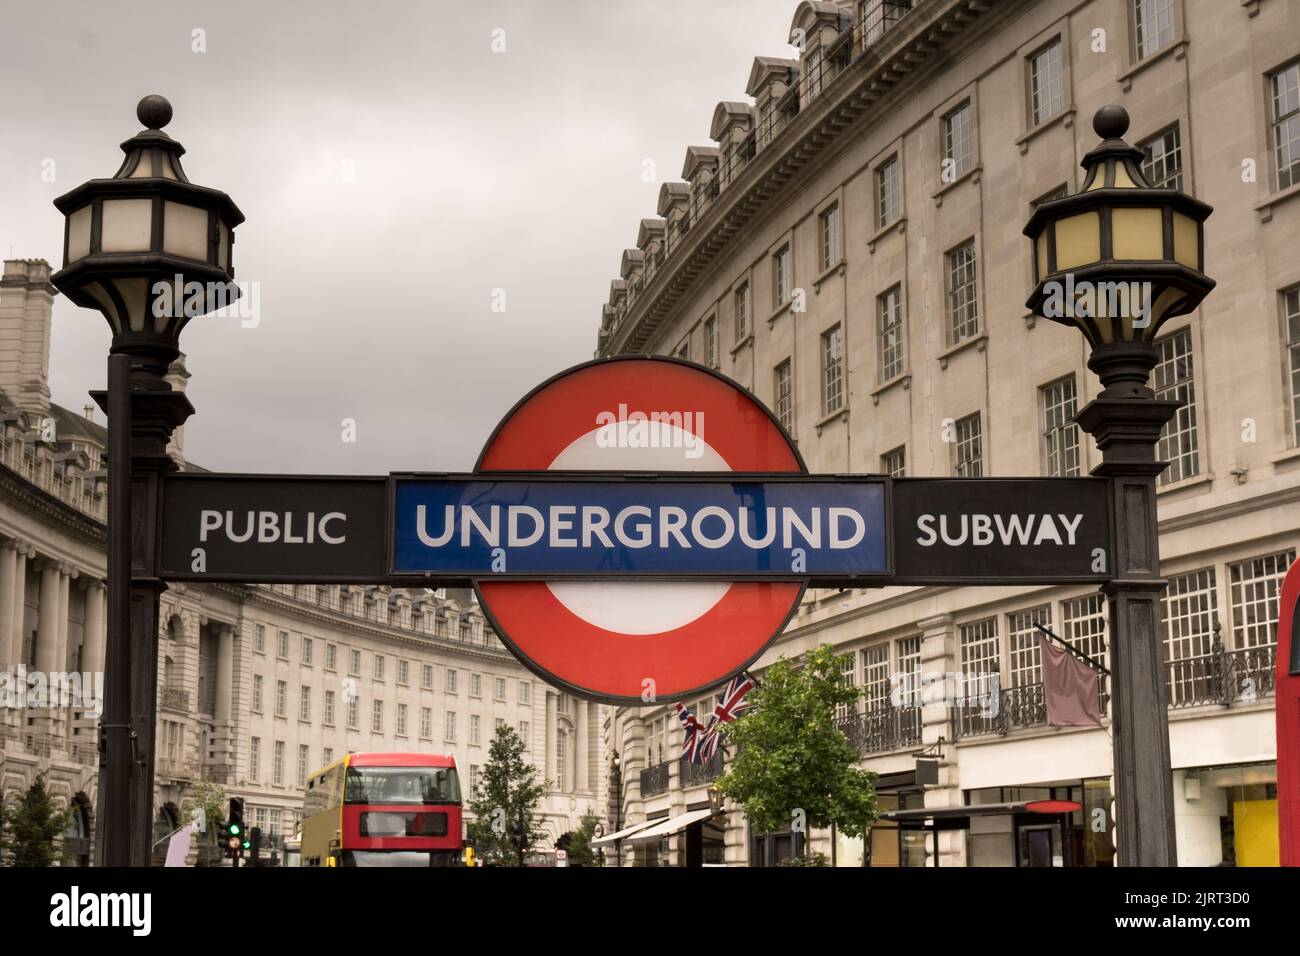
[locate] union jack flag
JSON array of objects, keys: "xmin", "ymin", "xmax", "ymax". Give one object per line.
[
  {"xmin": 697, "ymin": 675, "xmax": 755, "ymax": 762},
  {"xmin": 675, "ymin": 702, "xmax": 705, "ymax": 764}
]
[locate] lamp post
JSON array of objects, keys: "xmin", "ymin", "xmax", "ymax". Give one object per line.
[
  {"xmin": 1024, "ymin": 104, "xmax": 1214, "ymax": 866},
  {"xmin": 608, "ymin": 750, "xmax": 622, "ymax": 867},
  {"xmin": 50, "ymin": 95, "xmax": 244, "ymax": 866}
]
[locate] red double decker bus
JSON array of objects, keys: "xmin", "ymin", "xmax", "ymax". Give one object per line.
[
  {"xmin": 301, "ymin": 752, "xmax": 463, "ymax": 867},
  {"xmin": 1278, "ymin": 560, "xmax": 1300, "ymax": 866}
]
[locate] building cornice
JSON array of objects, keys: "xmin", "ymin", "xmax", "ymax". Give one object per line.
[{"xmin": 0, "ymin": 461, "xmax": 106, "ymax": 547}]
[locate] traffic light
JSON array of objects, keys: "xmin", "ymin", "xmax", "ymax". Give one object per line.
[{"xmin": 225, "ymin": 798, "xmax": 245, "ymax": 859}]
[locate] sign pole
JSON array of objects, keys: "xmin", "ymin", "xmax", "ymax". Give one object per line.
[{"xmin": 1077, "ymin": 395, "xmax": 1180, "ymax": 867}]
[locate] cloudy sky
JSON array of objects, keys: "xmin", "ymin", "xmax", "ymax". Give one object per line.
[{"xmin": 1, "ymin": 0, "xmax": 800, "ymax": 473}]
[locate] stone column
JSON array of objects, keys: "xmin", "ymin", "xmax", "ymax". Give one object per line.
[
  {"xmin": 81, "ymin": 582, "xmax": 106, "ymax": 676},
  {"xmin": 575, "ymin": 699, "xmax": 589, "ymax": 792},
  {"xmin": 57, "ymin": 564, "xmax": 73, "ymax": 671},
  {"xmin": 917, "ymin": 612, "xmax": 963, "ymax": 867},
  {"xmin": 35, "ymin": 560, "xmax": 60, "ymax": 674},
  {"xmin": 545, "ymin": 690, "xmax": 558, "ymax": 788},
  {"xmin": 0, "ymin": 540, "xmax": 16, "ymax": 668},
  {"xmin": 215, "ymin": 623, "xmax": 234, "ymax": 726},
  {"xmin": 13, "ymin": 546, "xmax": 29, "ymax": 663}
]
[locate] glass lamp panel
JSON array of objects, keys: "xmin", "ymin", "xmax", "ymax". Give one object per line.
[
  {"xmin": 163, "ymin": 201, "xmax": 209, "ymax": 262},
  {"xmin": 1172, "ymin": 212, "xmax": 1199, "ymax": 269},
  {"xmin": 81, "ymin": 281, "xmax": 123, "ymax": 334},
  {"xmin": 109, "ymin": 276, "xmax": 152, "ymax": 333},
  {"xmin": 1035, "ymin": 229, "xmax": 1047, "ymax": 278},
  {"xmin": 1112, "ymin": 163, "xmax": 1137, "ymax": 189},
  {"xmin": 99, "ymin": 198, "xmax": 154, "ymax": 253},
  {"xmin": 67, "ymin": 205, "xmax": 92, "ymax": 262},
  {"xmin": 1111, "ymin": 207, "xmax": 1164, "ymax": 260},
  {"xmin": 1053, "ymin": 211, "xmax": 1101, "ymax": 270},
  {"xmin": 218, "ymin": 221, "xmax": 230, "ymax": 271}
]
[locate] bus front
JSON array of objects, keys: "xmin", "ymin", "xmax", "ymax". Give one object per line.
[{"xmin": 341, "ymin": 754, "xmax": 463, "ymax": 867}]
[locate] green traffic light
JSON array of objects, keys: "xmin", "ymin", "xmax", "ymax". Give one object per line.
[{"xmin": 228, "ymin": 823, "xmax": 241, "ymax": 836}]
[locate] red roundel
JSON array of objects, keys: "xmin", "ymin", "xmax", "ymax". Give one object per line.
[{"xmin": 475, "ymin": 357, "xmax": 805, "ymax": 703}]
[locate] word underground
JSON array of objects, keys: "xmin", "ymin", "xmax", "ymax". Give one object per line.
[
  {"xmin": 0, "ymin": 666, "xmax": 103, "ymax": 713},
  {"xmin": 593, "ymin": 404, "xmax": 706, "ymax": 459},
  {"xmin": 49, "ymin": 887, "xmax": 151, "ymax": 937},
  {"xmin": 198, "ymin": 510, "xmax": 347, "ymax": 544},
  {"xmin": 414, "ymin": 503, "xmax": 869, "ymax": 551}
]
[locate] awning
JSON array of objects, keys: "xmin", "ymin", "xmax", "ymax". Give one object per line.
[
  {"xmin": 880, "ymin": 800, "xmax": 1082, "ymax": 824},
  {"xmin": 626, "ymin": 808, "xmax": 720, "ymax": 842},
  {"xmin": 591, "ymin": 819, "xmax": 658, "ymax": 847}
]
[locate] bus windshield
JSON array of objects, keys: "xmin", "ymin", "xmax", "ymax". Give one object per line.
[{"xmin": 344, "ymin": 766, "xmax": 461, "ymax": 805}]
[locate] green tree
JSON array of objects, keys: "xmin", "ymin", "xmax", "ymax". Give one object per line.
[
  {"xmin": 1, "ymin": 773, "xmax": 67, "ymax": 867},
  {"xmin": 181, "ymin": 780, "xmax": 228, "ymax": 866},
  {"xmin": 466, "ymin": 724, "xmax": 547, "ymax": 866},
  {"xmin": 717, "ymin": 645, "xmax": 878, "ymax": 864},
  {"xmin": 565, "ymin": 808, "xmax": 602, "ymax": 867}
]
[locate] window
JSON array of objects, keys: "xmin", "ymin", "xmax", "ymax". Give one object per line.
[
  {"xmin": 273, "ymin": 741, "xmax": 285, "ymax": 785},
  {"xmin": 1063, "ymin": 594, "xmax": 1108, "ymax": 667},
  {"xmin": 821, "ymin": 325, "xmax": 844, "ymax": 415},
  {"xmin": 254, "ymin": 625, "xmax": 265, "ymax": 654},
  {"xmin": 1041, "ymin": 376, "xmax": 1080, "ymax": 477},
  {"xmin": 494, "ymin": 678, "xmax": 506, "ymax": 701},
  {"xmin": 325, "ymin": 643, "xmax": 336, "ymax": 671},
  {"xmin": 252, "ymin": 674, "xmax": 263, "ymax": 712},
  {"xmin": 323, "ymin": 747, "xmax": 333, "ymax": 766},
  {"xmin": 943, "ymin": 102, "xmax": 973, "ymax": 179},
  {"xmin": 249, "ymin": 737, "xmax": 260, "ymax": 781},
  {"xmin": 1231, "ymin": 550, "xmax": 1296, "ymax": 648},
  {"xmin": 301, "ymin": 637, "xmax": 313, "ymax": 666},
  {"xmin": 459, "ymin": 618, "xmax": 472, "ymax": 642},
  {"xmin": 1273, "ymin": 62, "xmax": 1300, "ymax": 190},
  {"xmin": 445, "ymin": 711, "xmax": 456, "ymax": 742},
  {"xmin": 420, "ymin": 707, "xmax": 432, "ymax": 738},
  {"xmin": 953, "ymin": 413, "xmax": 982, "ymax": 477},
  {"xmin": 470, "ymin": 674, "xmax": 481, "ymax": 698},
  {"xmin": 861, "ymin": 644, "xmax": 890, "ymax": 710},
  {"xmin": 324, "ymin": 689, "xmax": 335, "ymax": 726},
  {"xmin": 819, "ymin": 203, "xmax": 840, "ymax": 270},
  {"xmin": 349, "ymin": 649, "xmax": 361, "ymax": 676},
  {"xmin": 735, "ymin": 283, "xmax": 751, "ymax": 340},
  {"xmin": 347, "ymin": 696, "xmax": 358, "ymax": 730},
  {"xmin": 877, "ymin": 285, "xmax": 905, "ymax": 382},
  {"xmin": 394, "ymin": 660, "xmax": 406, "ymax": 685},
  {"xmin": 1008, "ymin": 606, "xmax": 1052, "ymax": 687},
  {"xmin": 704, "ymin": 315, "xmax": 718, "ymax": 367},
  {"xmin": 862, "ymin": 0, "xmax": 913, "ymax": 47},
  {"xmin": 422, "ymin": 664, "xmax": 433, "ymax": 690},
  {"xmin": 1028, "ymin": 40, "xmax": 1064, "ymax": 127},
  {"xmin": 277, "ymin": 631, "xmax": 289, "ymax": 659},
  {"xmin": 495, "ymin": 718, "xmax": 505, "ymax": 732},
  {"xmin": 676, "ymin": 338, "xmax": 690, "ymax": 360},
  {"xmin": 275, "ymin": 680, "xmax": 287, "ymax": 718},
  {"xmin": 1133, "ymin": 0, "xmax": 1175, "ymax": 60},
  {"xmin": 895, "ymin": 635, "xmax": 922, "ymax": 706},
  {"xmin": 1163, "ymin": 568, "xmax": 1218, "ymax": 704},
  {"xmin": 374, "ymin": 654, "xmax": 385, "ymax": 681},
  {"xmin": 298, "ymin": 745, "xmax": 309, "ymax": 787},
  {"xmin": 806, "ymin": 45, "xmax": 823, "ymax": 99},
  {"xmin": 1141, "ymin": 125, "xmax": 1183, "ymax": 190},
  {"xmin": 958, "ymin": 619, "xmax": 999, "ymax": 702},
  {"xmin": 371, "ymin": 700, "xmax": 383, "ymax": 733},
  {"xmin": 759, "ymin": 99, "xmax": 774, "ymax": 147},
  {"xmin": 882, "ymin": 446, "xmax": 905, "ymax": 477},
  {"xmin": 556, "ymin": 731, "xmax": 567, "ymax": 787},
  {"xmin": 519, "ymin": 680, "xmax": 530, "ymax": 705},
  {"xmin": 519, "ymin": 720, "xmax": 530, "ymax": 745},
  {"xmin": 299, "ymin": 685, "xmax": 311, "ymax": 722},
  {"xmin": 470, "ymin": 714, "xmax": 481, "ymax": 745},
  {"xmin": 773, "ymin": 246, "xmax": 791, "ymax": 307},
  {"xmin": 774, "ymin": 360, "xmax": 793, "ymax": 432},
  {"xmin": 397, "ymin": 703, "xmax": 407, "ymax": 736},
  {"xmin": 945, "ymin": 240, "xmax": 979, "ymax": 345},
  {"xmin": 469, "ymin": 765, "xmax": 481, "ymax": 796},
  {"xmin": 1154, "ymin": 328, "xmax": 1198, "ymax": 484},
  {"xmin": 876, "ymin": 154, "xmax": 900, "ymax": 229}
]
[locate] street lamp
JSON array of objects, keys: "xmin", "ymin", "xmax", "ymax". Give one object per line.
[
  {"xmin": 1024, "ymin": 104, "xmax": 1215, "ymax": 866},
  {"xmin": 50, "ymin": 95, "xmax": 244, "ymax": 867},
  {"xmin": 609, "ymin": 751, "xmax": 622, "ymax": 868}
]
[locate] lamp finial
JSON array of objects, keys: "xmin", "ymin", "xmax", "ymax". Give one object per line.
[
  {"xmin": 1093, "ymin": 104, "xmax": 1129, "ymax": 141},
  {"xmin": 136, "ymin": 94, "xmax": 173, "ymax": 131}
]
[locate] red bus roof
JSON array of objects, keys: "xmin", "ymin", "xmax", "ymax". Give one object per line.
[{"xmin": 347, "ymin": 752, "xmax": 458, "ymax": 768}]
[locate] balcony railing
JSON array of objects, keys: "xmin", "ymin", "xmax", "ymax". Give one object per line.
[
  {"xmin": 640, "ymin": 761, "xmax": 670, "ymax": 798},
  {"xmin": 836, "ymin": 702, "xmax": 923, "ymax": 754},
  {"xmin": 1167, "ymin": 642, "xmax": 1276, "ymax": 709},
  {"xmin": 953, "ymin": 679, "xmax": 1112, "ymax": 740},
  {"xmin": 679, "ymin": 751, "xmax": 724, "ymax": 789},
  {"xmin": 161, "ymin": 686, "xmax": 190, "ymax": 713}
]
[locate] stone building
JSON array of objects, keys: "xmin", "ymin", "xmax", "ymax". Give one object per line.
[
  {"xmin": 597, "ymin": 0, "xmax": 1299, "ymax": 866},
  {"xmin": 0, "ymin": 258, "xmax": 600, "ymax": 865}
]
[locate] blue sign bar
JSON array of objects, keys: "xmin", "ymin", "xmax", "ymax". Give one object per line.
[{"xmin": 391, "ymin": 478, "xmax": 888, "ymax": 578}]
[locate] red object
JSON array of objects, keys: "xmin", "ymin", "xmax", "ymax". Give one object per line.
[
  {"xmin": 341, "ymin": 753, "xmax": 462, "ymax": 860},
  {"xmin": 476, "ymin": 358, "xmax": 805, "ymax": 702},
  {"xmin": 1277, "ymin": 559, "xmax": 1300, "ymax": 866},
  {"xmin": 1024, "ymin": 800, "xmax": 1083, "ymax": 815}
]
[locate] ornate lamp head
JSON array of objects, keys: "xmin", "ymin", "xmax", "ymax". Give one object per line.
[{"xmin": 1024, "ymin": 105, "xmax": 1214, "ymax": 397}]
